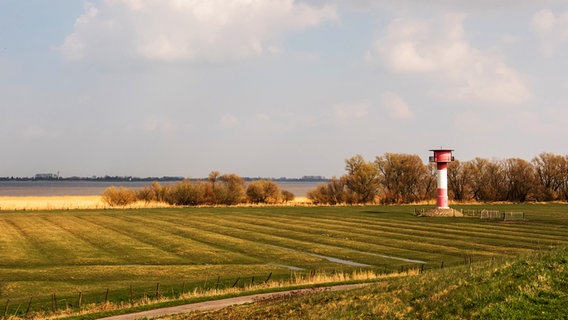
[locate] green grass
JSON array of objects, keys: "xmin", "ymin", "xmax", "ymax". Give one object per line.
[
  {"xmin": 0, "ymin": 204, "xmax": 567, "ymax": 318},
  {"xmin": 169, "ymin": 246, "xmax": 568, "ymax": 320}
]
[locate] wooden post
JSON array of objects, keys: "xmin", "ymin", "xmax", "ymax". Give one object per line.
[
  {"xmin": 181, "ymin": 282, "xmax": 186, "ymax": 295},
  {"xmin": 78, "ymin": 291, "xmax": 83, "ymax": 309},
  {"xmin": 3, "ymin": 299, "xmax": 9, "ymax": 318},
  {"xmin": 104, "ymin": 288, "xmax": 109, "ymax": 304},
  {"xmin": 250, "ymin": 276, "xmax": 255, "ymax": 287},
  {"xmin": 25, "ymin": 297, "xmax": 33, "ymax": 316},
  {"xmin": 155, "ymin": 283, "xmax": 160, "ymax": 299},
  {"xmin": 215, "ymin": 276, "xmax": 220, "ymax": 290},
  {"xmin": 52, "ymin": 293, "xmax": 58, "ymax": 312},
  {"xmin": 232, "ymin": 277, "xmax": 240, "ymax": 288},
  {"xmin": 441, "ymin": 261, "xmax": 444, "ymax": 269}
]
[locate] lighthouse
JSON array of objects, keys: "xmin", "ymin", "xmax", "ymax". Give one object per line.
[{"xmin": 429, "ymin": 149, "xmax": 454, "ymax": 209}]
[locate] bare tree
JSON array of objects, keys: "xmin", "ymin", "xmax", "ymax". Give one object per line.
[
  {"xmin": 344, "ymin": 155, "xmax": 380, "ymax": 203},
  {"xmin": 375, "ymin": 153, "xmax": 427, "ymax": 204}
]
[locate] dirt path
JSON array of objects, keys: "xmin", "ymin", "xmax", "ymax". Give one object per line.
[{"xmin": 97, "ymin": 283, "xmax": 370, "ymax": 320}]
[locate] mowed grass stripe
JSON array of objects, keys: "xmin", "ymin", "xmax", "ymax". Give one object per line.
[
  {"xmin": 339, "ymin": 215, "xmax": 568, "ymax": 242},
  {"xmin": 215, "ymin": 213, "xmax": 524, "ymax": 259},
  {"xmin": 77, "ymin": 214, "xmax": 203, "ymax": 265},
  {"xmin": 245, "ymin": 213, "xmax": 567, "ymax": 251},
  {"xmin": 187, "ymin": 214, "xmax": 504, "ymax": 265},
  {"xmin": 263, "ymin": 207, "xmax": 568, "ymax": 241},
  {"xmin": 268, "ymin": 211, "xmax": 568, "ymax": 247},
  {"xmin": 108, "ymin": 214, "xmax": 263, "ymax": 265},
  {"xmin": 4, "ymin": 216, "xmax": 106, "ymax": 265},
  {"xmin": 151, "ymin": 213, "xmax": 440, "ymax": 269},
  {"xmin": 42, "ymin": 215, "xmax": 129, "ymax": 265},
  {"xmin": 122, "ymin": 214, "xmax": 333, "ymax": 268},
  {"xmin": 0, "ymin": 219, "xmax": 47, "ymax": 265}
]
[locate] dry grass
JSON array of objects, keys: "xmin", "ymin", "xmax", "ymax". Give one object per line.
[
  {"xmin": 0, "ymin": 196, "xmax": 313, "ymax": 211},
  {"xmin": 15, "ymin": 269, "xmax": 419, "ymax": 320},
  {"xmin": 0, "ymin": 196, "xmax": 172, "ymax": 211}
]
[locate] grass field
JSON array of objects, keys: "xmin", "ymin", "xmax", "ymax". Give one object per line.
[{"xmin": 0, "ymin": 203, "xmax": 567, "ymax": 318}]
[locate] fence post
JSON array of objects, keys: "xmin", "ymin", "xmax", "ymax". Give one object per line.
[
  {"xmin": 232, "ymin": 277, "xmax": 240, "ymax": 288},
  {"xmin": 3, "ymin": 299, "xmax": 9, "ymax": 318},
  {"xmin": 155, "ymin": 283, "xmax": 160, "ymax": 299},
  {"xmin": 215, "ymin": 276, "xmax": 220, "ymax": 290},
  {"xmin": 78, "ymin": 291, "xmax": 83, "ymax": 309},
  {"xmin": 104, "ymin": 289, "xmax": 109, "ymax": 304},
  {"xmin": 25, "ymin": 297, "xmax": 33, "ymax": 316},
  {"xmin": 52, "ymin": 293, "xmax": 57, "ymax": 312}
]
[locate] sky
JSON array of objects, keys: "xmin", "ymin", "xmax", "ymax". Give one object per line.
[{"xmin": 1, "ymin": 0, "xmax": 568, "ymax": 178}]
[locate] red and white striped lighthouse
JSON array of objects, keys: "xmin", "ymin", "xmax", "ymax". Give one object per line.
[{"xmin": 429, "ymin": 149, "xmax": 454, "ymax": 209}]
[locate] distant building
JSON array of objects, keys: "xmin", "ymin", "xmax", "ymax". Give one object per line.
[{"xmin": 34, "ymin": 173, "xmax": 59, "ymax": 180}]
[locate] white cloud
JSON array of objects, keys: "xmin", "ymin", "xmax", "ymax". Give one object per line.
[
  {"xmin": 144, "ymin": 116, "xmax": 176, "ymax": 134},
  {"xmin": 56, "ymin": 0, "xmax": 337, "ymax": 63},
  {"xmin": 256, "ymin": 113, "xmax": 271, "ymax": 121},
  {"xmin": 218, "ymin": 114, "xmax": 240, "ymax": 128},
  {"xmin": 333, "ymin": 102, "xmax": 369, "ymax": 121},
  {"xmin": 382, "ymin": 92, "xmax": 413, "ymax": 119},
  {"xmin": 24, "ymin": 125, "xmax": 63, "ymax": 139},
  {"xmin": 369, "ymin": 13, "xmax": 531, "ymax": 105},
  {"xmin": 530, "ymin": 9, "xmax": 568, "ymax": 56}
]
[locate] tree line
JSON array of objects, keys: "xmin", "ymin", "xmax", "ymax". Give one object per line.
[
  {"xmin": 308, "ymin": 152, "xmax": 568, "ymax": 205},
  {"xmin": 102, "ymin": 171, "xmax": 294, "ymax": 207}
]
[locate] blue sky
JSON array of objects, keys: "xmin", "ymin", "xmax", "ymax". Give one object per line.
[{"xmin": 1, "ymin": 0, "xmax": 567, "ymax": 178}]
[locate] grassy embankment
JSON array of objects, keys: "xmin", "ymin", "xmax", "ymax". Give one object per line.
[
  {"xmin": 169, "ymin": 246, "xmax": 568, "ymax": 320},
  {"xmin": 0, "ymin": 204, "xmax": 566, "ymax": 318}
]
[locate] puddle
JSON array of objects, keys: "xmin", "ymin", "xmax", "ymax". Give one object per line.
[
  {"xmin": 266, "ymin": 244, "xmax": 372, "ymax": 267},
  {"xmin": 268, "ymin": 263, "xmax": 304, "ymax": 271},
  {"xmin": 265, "ymin": 244, "xmax": 425, "ymax": 266}
]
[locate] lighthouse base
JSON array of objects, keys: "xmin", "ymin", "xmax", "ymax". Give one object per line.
[{"xmin": 418, "ymin": 208, "xmax": 464, "ymax": 217}]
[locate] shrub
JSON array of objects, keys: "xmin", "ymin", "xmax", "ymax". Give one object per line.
[
  {"xmin": 246, "ymin": 180, "xmax": 281, "ymax": 204},
  {"xmin": 101, "ymin": 186, "xmax": 137, "ymax": 207},
  {"xmin": 281, "ymin": 190, "xmax": 295, "ymax": 203}
]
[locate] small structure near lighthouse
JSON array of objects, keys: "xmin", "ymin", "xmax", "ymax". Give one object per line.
[{"xmin": 419, "ymin": 148, "xmax": 463, "ymax": 217}]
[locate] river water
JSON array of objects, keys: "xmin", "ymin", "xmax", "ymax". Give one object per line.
[{"xmin": 0, "ymin": 180, "xmax": 322, "ymax": 197}]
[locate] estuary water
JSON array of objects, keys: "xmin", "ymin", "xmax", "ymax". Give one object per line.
[{"xmin": 0, "ymin": 180, "xmax": 321, "ymax": 197}]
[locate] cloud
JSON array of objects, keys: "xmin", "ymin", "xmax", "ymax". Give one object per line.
[
  {"xmin": 368, "ymin": 13, "xmax": 531, "ymax": 105},
  {"xmin": 144, "ymin": 116, "xmax": 176, "ymax": 134},
  {"xmin": 333, "ymin": 102, "xmax": 369, "ymax": 121},
  {"xmin": 218, "ymin": 114, "xmax": 240, "ymax": 128},
  {"xmin": 382, "ymin": 92, "xmax": 413, "ymax": 119},
  {"xmin": 530, "ymin": 9, "xmax": 568, "ymax": 56},
  {"xmin": 56, "ymin": 0, "xmax": 337, "ymax": 63}
]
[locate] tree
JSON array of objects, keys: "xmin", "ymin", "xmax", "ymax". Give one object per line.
[
  {"xmin": 375, "ymin": 153, "xmax": 428, "ymax": 204},
  {"xmin": 307, "ymin": 176, "xmax": 351, "ymax": 205},
  {"xmin": 532, "ymin": 153, "xmax": 567, "ymax": 201},
  {"xmin": 502, "ymin": 158, "xmax": 536, "ymax": 202},
  {"xmin": 469, "ymin": 158, "xmax": 506, "ymax": 202},
  {"xmin": 447, "ymin": 160, "xmax": 474, "ymax": 202},
  {"xmin": 344, "ymin": 155, "xmax": 380, "ymax": 203}
]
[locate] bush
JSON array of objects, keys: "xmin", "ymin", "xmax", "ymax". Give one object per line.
[
  {"xmin": 281, "ymin": 190, "xmax": 295, "ymax": 203},
  {"xmin": 101, "ymin": 186, "xmax": 137, "ymax": 207},
  {"xmin": 164, "ymin": 180, "xmax": 209, "ymax": 206},
  {"xmin": 246, "ymin": 180, "xmax": 281, "ymax": 204}
]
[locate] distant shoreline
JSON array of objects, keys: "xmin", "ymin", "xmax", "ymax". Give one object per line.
[{"xmin": 0, "ymin": 180, "xmax": 321, "ymax": 197}]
